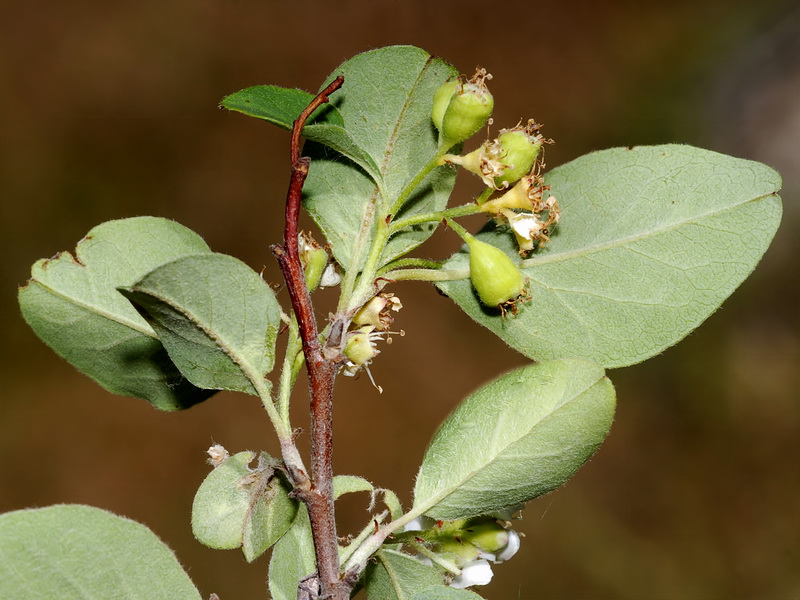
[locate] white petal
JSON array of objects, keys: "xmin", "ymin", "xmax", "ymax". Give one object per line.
[
  {"xmin": 450, "ymin": 559, "xmax": 493, "ymax": 588},
  {"xmin": 319, "ymin": 263, "xmax": 341, "ymax": 288},
  {"xmin": 495, "ymin": 530, "xmax": 521, "ymax": 562},
  {"xmin": 508, "ymin": 213, "xmax": 542, "ymax": 240},
  {"xmin": 403, "ymin": 516, "xmax": 433, "ymax": 532}
]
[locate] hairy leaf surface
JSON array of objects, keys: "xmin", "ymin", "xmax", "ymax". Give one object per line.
[
  {"xmin": 413, "ymin": 360, "xmax": 615, "ymax": 520},
  {"xmin": 268, "ymin": 506, "xmax": 316, "ymax": 600},
  {"xmin": 221, "ymin": 85, "xmax": 344, "ymax": 128},
  {"xmin": 0, "ymin": 505, "xmax": 200, "ymax": 600},
  {"xmin": 303, "ymin": 45, "xmax": 458, "ymax": 271},
  {"xmin": 438, "ymin": 145, "xmax": 782, "ymax": 367},
  {"xmin": 364, "ymin": 549, "xmax": 445, "ymax": 600},
  {"xmin": 121, "ymin": 253, "xmax": 281, "ymax": 395},
  {"xmin": 221, "ymin": 85, "xmax": 382, "ymax": 183},
  {"xmin": 191, "ymin": 451, "xmax": 297, "ymax": 562},
  {"xmin": 18, "ymin": 217, "xmax": 214, "ymax": 410}
]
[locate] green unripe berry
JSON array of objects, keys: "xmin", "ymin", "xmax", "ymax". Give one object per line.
[
  {"xmin": 441, "ymin": 84, "xmax": 493, "ymax": 147},
  {"xmin": 431, "ymin": 79, "xmax": 459, "ymax": 132},
  {"xmin": 493, "ymin": 127, "xmax": 542, "ymax": 188},
  {"xmin": 433, "ymin": 68, "xmax": 494, "ymax": 149},
  {"xmin": 468, "ymin": 237, "xmax": 526, "ymax": 307},
  {"xmin": 447, "ymin": 219, "xmax": 526, "ymax": 308}
]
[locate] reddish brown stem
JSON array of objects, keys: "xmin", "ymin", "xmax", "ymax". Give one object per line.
[{"xmin": 272, "ymin": 75, "xmax": 349, "ymax": 600}]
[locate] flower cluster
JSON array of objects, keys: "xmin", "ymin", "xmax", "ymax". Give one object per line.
[
  {"xmin": 341, "ymin": 293, "xmax": 403, "ymax": 390},
  {"xmin": 403, "ymin": 516, "xmax": 521, "ymax": 589}
]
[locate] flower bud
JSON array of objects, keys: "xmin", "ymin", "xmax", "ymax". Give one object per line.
[
  {"xmin": 298, "ymin": 232, "xmax": 329, "ymax": 292},
  {"xmin": 460, "ymin": 518, "xmax": 511, "ymax": 556},
  {"xmin": 437, "ymin": 69, "xmax": 494, "ymax": 149}
]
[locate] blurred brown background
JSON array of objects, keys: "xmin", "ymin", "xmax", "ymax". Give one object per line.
[{"xmin": 1, "ymin": 1, "xmax": 798, "ymax": 598}]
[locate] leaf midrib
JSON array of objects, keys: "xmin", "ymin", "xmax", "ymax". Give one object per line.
[
  {"xmin": 347, "ymin": 55, "xmax": 438, "ymax": 274},
  {"xmin": 521, "ymin": 190, "xmax": 778, "ymax": 269},
  {"xmin": 130, "ymin": 286, "xmax": 261, "ymax": 383},
  {"xmin": 30, "ymin": 279, "xmax": 156, "ymax": 339}
]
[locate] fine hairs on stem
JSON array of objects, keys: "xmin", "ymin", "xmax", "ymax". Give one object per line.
[{"xmin": 271, "ymin": 75, "xmax": 351, "ymax": 600}]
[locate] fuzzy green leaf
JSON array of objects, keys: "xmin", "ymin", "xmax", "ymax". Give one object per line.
[
  {"xmin": 0, "ymin": 505, "xmax": 200, "ymax": 600},
  {"xmin": 333, "ymin": 474, "xmax": 374, "ymax": 500},
  {"xmin": 191, "ymin": 451, "xmax": 297, "ymax": 562},
  {"xmin": 268, "ymin": 506, "xmax": 316, "ymax": 600},
  {"xmin": 303, "ymin": 45, "xmax": 458, "ymax": 272},
  {"xmin": 221, "ymin": 85, "xmax": 382, "ymax": 181},
  {"xmin": 438, "ymin": 145, "xmax": 782, "ymax": 368},
  {"xmin": 364, "ymin": 549, "xmax": 445, "ymax": 600},
  {"xmin": 221, "ymin": 84, "xmax": 344, "ymax": 128},
  {"xmin": 413, "ymin": 360, "xmax": 615, "ymax": 520},
  {"xmin": 121, "ymin": 253, "xmax": 281, "ymax": 395},
  {"xmin": 18, "ymin": 217, "xmax": 215, "ymax": 411}
]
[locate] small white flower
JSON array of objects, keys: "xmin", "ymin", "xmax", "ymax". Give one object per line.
[{"xmin": 450, "ymin": 559, "xmax": 493, "ymax": 588}]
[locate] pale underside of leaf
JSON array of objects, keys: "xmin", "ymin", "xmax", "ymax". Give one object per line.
[
  {"xmin": 438, "ymin": 145, "xmax": 782, "ymax": 368},
  {"xmin": 122, "ymin": 253, "xmax": 281, "ymax": 395},
  {"xmin": 18, "ymin": 217, "xmax": 215, "ymax": 410},
  {"xmin": 0, "ymin": 505, "xmax": 200, "ymax": 600},
  {"xmin": 268, "ymin": 506, "xmax": 316, "ymax": 600}
]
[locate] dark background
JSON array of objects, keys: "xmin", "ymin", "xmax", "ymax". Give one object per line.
[{"xmin": 1, "ymin": 1, "xmax": 798, "ymax": 598}]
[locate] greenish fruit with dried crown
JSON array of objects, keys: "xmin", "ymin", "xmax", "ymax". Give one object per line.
[{"xmin": 468, "ymin": 236, "xmax": 526, "ymax": 307}]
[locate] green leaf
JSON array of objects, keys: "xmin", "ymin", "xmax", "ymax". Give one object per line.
[
  {"xmin": 411, "ymin": 587, "xmax": 485, "ymax": 600},
  {"xmin": 303, "ymin": 45, "xmax": 459, "ymax": 271},
  {"xmin": 0, "ymin": 505, "xmax": 200, "ymax": 600},
  {"xmin": 438, "ymin": 145, "xmax": 782, "ymax": 368},
  {"xmin": 413, "ymin": 360, "xmax": 615, "ymax": 520},
  {"xmin": 191, "ymin": 451, "xmax": 297, "ymax": 562},
  {"xmin": 121, "ymin": 253, "xmax": 281, "ymax": 395},
  {"xmin": 333, "ymin": 474, "xmax": 374, "ymax": 500},
  {"xmin": 268, "ymin": 506, "xmax": 316, "ymax": 600},
  {"xmin": 364, "ymin": 549, "xmax": 444, "ymax": 600},
  {"xmin": 18, "ymin": 217, "xmax": 215, "ymax": 411},
  {"xmin": 221, "ymin": 84, "xmax": 344, "ymax": 128},
  {"xmin": 220, "ymin": 85, "xmax": 382, "ymax": 182},
  {"xmin": 382, "ymin": 488, "xmax": 404, "ymax": 521}
]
